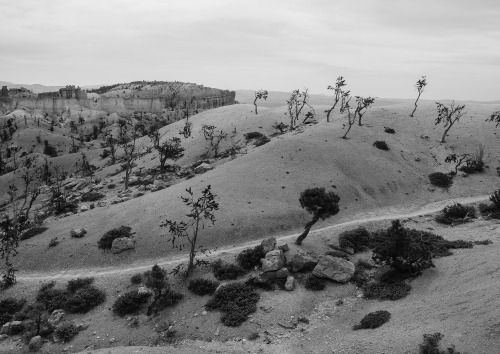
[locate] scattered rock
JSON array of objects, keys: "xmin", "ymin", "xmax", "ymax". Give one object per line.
[
  {"xmin": 111, "ymin": 237, "xmax": 135, "ymax": 254},
  {"xmin": 261, "ymin": 250, "xmax": 285, "ymax": 272},
  {"xmin": 275, "ymin": 267, "xmax": 290, "ymax": 279},
  {"xmin": 48, "ymin": 310, "xmax": 65, "ymax": 327},
  {"xmin": 286, "ymin": 251, "xmax": 318, "ymax": 272},
  {"xmin": 109, "ymin": 338, "xmax": 116, "ymax": 343},
  {"xmin": 75, "ymin": 323, "xmax": 89, "ymax": 331},
  {"xmin": 28, "ymin": 335, "xmax": 43, "ymax": 351},
  {"xmin": 261, "ymin": 237, "xmax": 277, "ymax": 253},
  {"xmin": 313, "ymin": 255, "xmax": 355, "ymax": 283},
  {"xmin": 70, "ymin": 228, "xmax": 87, "ymax": 238},
  {"xmin": 285, "ymin": 276, "xmax": 295, "ymax": 291}
]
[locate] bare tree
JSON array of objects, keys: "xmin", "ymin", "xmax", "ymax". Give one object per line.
[
  {"xmin": 253, "ymin": 90, "xmax": 268, "ymax": 115},
  {"xmin": 117, "ymin": 119, "xmax": 145, "ymax": 190},
  {"xmin": 354, "ymin": 96, "xmax": 376, "ymax": 126},
  {"xmin": 179, "ymin": 101, "xmax": 193, "ymax": 138},
  {"xmin": 487, "ymin": 111, "xmax": 500, "ymax": 127},
  {"xmin": 162, "ymin": 185, "xmax": 219, "ymax": 276},
  {"xmin": 325, "ymin": 76, "xmax": 346, "ymax": 122},
  {"xmin": 435, "ymin": 101, "xmax": 466, "ymax": 143},
  {"xmin": 286, "ymin": 88, "xmax": 312, "ymax": 130},
  {"xmin": 339, "ymin": 91, "xmax": 356, "ymax": 139},
  {"xmin": 445, "ymin": 153, "xmax": 471, "ymax": 175},
  {"xmin": 410, "ymin": 76, "xmax": 427, "ymax": 117},
  {"xmin": 201, "ymin": 125, "xmax": 227, "ymax": 158}
]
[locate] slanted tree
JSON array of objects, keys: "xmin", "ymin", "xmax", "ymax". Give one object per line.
[
  {"xmin": 445, "ymin": 153, "xmax": 471, "ymax": 175},
  {"xmin": 325, "ymin": 76, "xmax": 346, "ymax": 122},
  {"xmin": 179, "ymin": 101, "xmax": 193, "ymax": 138},
  {"xmin": 286, "ymin": 88, "xmax": 313, "ymax": 130},
  {"xmin": 156, "ymin": 137, "xmax": 184, "ymax": 171},
  {"xmin": 295, "ymin": 187, "xmax": 340, "ymax": 245},
  {"xmin": 144, "ymin": 264, "xmax": 167, "ymax": 316},
  {"xmin": 253, "ymin": 90, "xmax": 268, "ymax": 115},
  {"xmin": 340, "ymin": 91, "xmax": 356, "ymax": 139},
  {"xmin": 201, "ymin": 125, "xmax": 227, "ymax": 158},
  {"xmin": 117, "ymin": 119, "xmax": 145, "ymax": 190},
  {"xmin": 354, "ymin": 96, "xmax": 376, "ymax": 126},
  {"xmin": 410, "ymin": 76, "xmax": 427, "ymax": 117},
  {"xmin": 105, "ymin": 134, "xmax": 117, "ymax": 164},
  {"xmin": 487, "ymin": 111, "xmax": 500, "ymax": 127},
  {"xmin": 162, "ymin": 185, "xmax": 219, "ymax": 276},
  {"xmin": 435, "ymin": 101, "xmax": 466, "ymax": 143}
]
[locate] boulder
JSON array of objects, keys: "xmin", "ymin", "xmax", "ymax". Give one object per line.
[
  {"xmin": 194, "ymin": 163, "xmax": 213, "ymax": 174},
  {"xmin": 285, "ymin": 276, "xmax": 295, "ymax": 291},
  {"xmin": 260, "ymin": 267, "xmax": 289, "ymax": 280},
  {"xmin": 70, "ymin": 228, "xmax": 87, "ymax": 238},
  {"xmin": 48, "ymin": 310, "xmax": 65, "ymax": 327},
  {"xmin": 275, "ymin": 267, "xmax": 290, "ymax": 279},
  {"xmin": 0, "ymin": 322, "xmax": 10, "ymax": 335},
  {"xmin": 111, "ymin": 237, "xmax": 135, "ymax": 254},
  {"xmin": 28, "ymin": 335, "xmax": 43, "ymax": 351},
  {"xmin": 312, "ymin": 256, "xmax": 355, "ymax": 283},
  {"xmin": 286, "ymin": 251, "xmax": 318, "ymax": 272},
  {"xmin": 261, "ymin": 237, "xmax": 277, "ymax": 253},
  {"xmin": 80, "ymin": 205, "xmax": 89, "ymax": 212},
  {"xmin": 261, "ymin": 250, "xmax": 285, "ymax": 272},
  {"xmin": 277, "ymin": 243, "xmax": 289, "ymax": 252},
  {"xmin": 75, "ymin": 323, "xmax": 89, "ymax": 331}
]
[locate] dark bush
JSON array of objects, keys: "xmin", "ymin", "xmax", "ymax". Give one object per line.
[
  {"xmin": 64, "ymin": 286, "xmax": 106, "ymax": 314},
  {"xmin": 112, "ymin": 290, "xmax": 151, "ymax": 316},
  {"xmin": 98, "ymin": 225, "xmax": 132, "ymax": 249},
  {"xmin": 48, "ymin": 237, "xmax": 59, "ymax": 247},
  {"xmin": 54, "ymin": 322, "xmax": 78, "ymax": 343},
  {"xmin": 81, "ymin": 191, "xmax": 105, "ymax": 202},
  {"xmin": 338, "ymin": 227, "xmax": 371, "ymax": 253},
  {"xmin": 490, "ymin": 189, "xmax": 500, "ymax": 208},
  {"xmin": 237, "ymin": 245, "xmax": 266, "ymax": 270},
  {"xmin": 100, "ymin": 149, "xmax": 110, "ymax": 159},
  {"xmin": 53, "ymin": 199, "xmax": 78, "ymax": 215},
  {"xmin": 363, "ymin": 281, "xmax": 411, "ymax": 301},
  {"xmin": 479, "ymin": 202, "xmax": 500, "ymax": 219},
  {"xmin": 351, "ymin": 266, "xmax": 370, "ymax": 287},
  {"xmin": 43, "ymin": 143, "xmax": 58, "ymax": 157},
  {"xmin": 353, "ymin": 310, "xmax": 391, "ymax": 330},
  {"xmin": 66, "ymin": 277, "xmax": 94, "ymax": 293},
  {"xmin": 212, "ymin": 259, "xmax": 246, "ymax": 280},
  {"xmin": 0, "ymin": 298, "xmax": 26, "ymax": 326},
  {"xmin": 20, "ymin": 226, "xmax": 48, "ymax": 240},
  {"xmin": 428, "ymin": 172, "xmax": 453, "ymax": 188},
  {"xmin": 107, "ymin": 183, "xmax": 116, "ymax": 189},
  {"xmin": 130, "ymin": 273, "xmax": 142, "ymax": 285},
  {"xmin": 245, "ymin": 276, "xmax": 286, "ymax": 291},
  {"xmin": 206, "ymin": 283, "xmax": 259, "ymax": 327},
  {"xmin": 10, "ymin": 321, "xmax": 24, "ymax": 335},
  {"xmin": 304, "ymin": 275, "xmax": 326, "ymax": 291},
  {"xmin": 188, "ymin": 278, "xmax": 219, "ymax": 296},
  {"xmin": 384, "ymin": 127, "xmax": 395, "ymax": 134},
  {"xmin": 36, "ymin": 284, "xmax": 69, "ymax": 312},
  {"xmin": 155, "ymin": 289, "xmax": 183, "ymax": 311},
  {"xmin": 254, "ymin": 135, "xmax": 271, "ymax": 147},
  {"xmin": 419, "ymin": 332, "xmax": 462, "ymax": 354},
  {"xmin": 244, "ymin": 132, "xmax": 265, "ymax": 140},
  {"xmin": 435, "ymin": 203, "xmax": 476, "ymax": 224},
  {"xmin": 373, "ymin": 141, "xmax": 389, "ymax": 151}
]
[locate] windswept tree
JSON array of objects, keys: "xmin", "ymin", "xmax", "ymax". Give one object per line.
[
  {"xmin": 435, "ymin": 101, "xmax": 466, "ymax": 143},
  {"xmin": 295, "ymin": 187, "xmax": 340, "ymax": 245},
  {"xmin": 162, "ymin": 185, "xmax": 219, "ymax": 276},
  {"xmin": 355, "ymin": 96, "xmax": 376, "ymax": 126},
  {"xmin": 410, "ymin": 76, "xmax": 427, "ymax": 117},
  {"xmin": 156, "ymin": 137, "xmax": 184, "ymax": 171},
  {"xmin": 339, "ymin": 91, "xmax": 356, "ymax": 139},
  {"xmin": 201, "ymin": 125, "xmax": 227, "ymax": 158},
  {"xmin": 286, "ymin": 88, "xmax": 313, "ymax": 130},
  {"xmin": 325, "ymin": 76, "xmax": 347, "ymax": 122},
  {"xmin": 487, "ymin": 111, "xmax": 500, "ymax": 127},
  {"xmin": 253, "ymin": 90, "xmax": 268, "ymax": 115},
  {"xmin": 445, "ymin": 153, "xmax": 471, "ymax": 175},
  {"xmin": 117, "ymin": 119, "xmax": 145, "ymax": 190}
]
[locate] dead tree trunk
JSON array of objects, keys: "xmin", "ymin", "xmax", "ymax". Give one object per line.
[{"xmin": 295, "ymin": 215, "xmax": 320, "ymax": 245}]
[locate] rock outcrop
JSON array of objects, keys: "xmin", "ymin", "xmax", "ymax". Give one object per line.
[{"xmin": 312, "ymin": 256, "xmax": 355, "ymax": 283}]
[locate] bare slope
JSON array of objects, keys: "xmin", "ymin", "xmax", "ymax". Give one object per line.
[{"xmin": 13, "ymin": 101, "xmax": 500, "ymax": 272}]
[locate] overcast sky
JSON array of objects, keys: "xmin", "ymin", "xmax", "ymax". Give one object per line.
[{"xmin": 1, "ymin": 0, "xmax": 499, "ymax": 100}]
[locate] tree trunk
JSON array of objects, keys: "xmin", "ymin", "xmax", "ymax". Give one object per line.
[
  {"xmin": 410, "ymin": 93, "xmax": 421, "ymax": 117},
  {"xmin": 124, "ymin": 165, "xmax": 130, "ymax": 190},
  {"xmin": 254, "ymin": 98, "xmax": 258, "ymax": 115},
  {"xmin": 295, "ymin": 215, "xmax": 320, "ymax": 245},
  {"xmin": 358, "ymin": 112, "xmax": 364, "ymax": 126},
  {"xmin": 441, "ymin": 124, "xmax": 453, "ymax": 143}
]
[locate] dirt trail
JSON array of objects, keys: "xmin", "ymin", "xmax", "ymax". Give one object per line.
[{"xmin": 17, "ymin": 194, "xmax": 489, "ymax": 282}]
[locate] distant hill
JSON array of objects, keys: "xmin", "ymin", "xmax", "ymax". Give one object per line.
[{"xmin": 0, "ymin": 81, "xmax": 65, "ymax": 93}]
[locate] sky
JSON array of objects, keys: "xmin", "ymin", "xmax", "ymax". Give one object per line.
[{"xmin": 0, "ymin": 0, "xmax": 499, "ymax": 100}]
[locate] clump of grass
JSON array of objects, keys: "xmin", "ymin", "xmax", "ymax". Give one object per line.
[
  {"xmin": 338, "ymin": 227, "xmax": 371, "ymax": 253},
  {"xmin": 428, "ymin": 172, "xmax": 453, "ymax": 188}
]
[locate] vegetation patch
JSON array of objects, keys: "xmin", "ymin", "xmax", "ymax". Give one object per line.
[
  {"xmin": 435, "ymin": 203, "xmax": 476, "ymax": 225},
  {"xmin": 205, "ymin": 282, "xmax": 259, "ymax": 327},
  {"xmin": 353, "ymin": 310, "xmax": 391, "ymax": 330},
  {"xmin": 373, "ymin": 141, "xmax": 389, "ymax": 151},
  {"xmin": 363, "ymin": 280, "xmax": 412, "ymax": 301},
  {"xmin": 66, "ymin": 277, "xmax": 94, "ymax": 293},
  {"xmin": 0, "ymin": 297, "xmax": 26, "ymax": 326},
  {"xmin": 36, "ymin": 282, "xmax": 69, "ymax": 312},
  {"xmin": 428, "ymin": 172, "xmax": 453, "ymax": 188},
  {"xmin": 130, "ymin": 273, "xmax": 142, "ymax": 284},
  {"xmin": 237, "ymin": 245, "xmax": 266, "ymax": 270},
  {"xmin": 304, "ymin": 275, "xmax": 326, "ymax": 291},
  {"xmin": 188, "ymin": 278, "xmax": 219, "ymax": 296},
  {"xmin": 98, "ymin": 225, "xmax": 132, "ymax": 249},
  {"xmin": 338, "ymin": 227, "xmax": 371, "ymax": 253},
  {"xmin": 112, "ymin": 290, "xmax": 151, "ymax": 316},
  {"xmin": 419, "ymin": 332, "xmax": 462, "ymax": 354},
  {"xmin": 64, "ymin": 285, "xmax": 106, "ymax": 314},
  {"xmin": 81, "ymin": 191, "xmax": 105, "ymax": 202},
  {"xmin": 212, "ymin": 259, "xmax": 246, "ymax": 280},
  {"xmin": 54, "ymin": 322, "xmax": 78, "ymax": 343},
  {"xmin": 384, "ymin": 127, "xmax": 395, "ymax": 134},
  {"xmin": 20, "ymin": 226, "xmax": 49, "ymax": 241}
]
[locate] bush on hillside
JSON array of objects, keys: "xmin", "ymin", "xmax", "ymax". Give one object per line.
[
  {"xmin": 304, "ymin": 275, "xmax": 326, "ymax": 291},
  {"xmin": 353, "ymin": 310, "xmax": 391, "ymax": 330},
  {"xmin": 98, "ymin": 225, "xmax": 132, "ymax": 249},
  {"xmin": 384, "ymin": 127, "xmax": 395, "ymax": 134},
  {"xmin": 490, "ymin": 189, "xmax": 500, "ymax": 208},
  {"xmin": 155, "ymin": 289, "xmax": 183, "ymax": 311},
  {"xmin": 64, "ymin": 286, "xmax": 106, "ymax": 314},
  {"xmin": 112, "ymin": 290, "xmax": 151, "ymax": 317},
  {"xmin": 130, "ymin": 273, "xmax": 142, "ymax": 285},
  {"xmin": 428, "ymin": 172, "xmax": 453, "ymax": 188},
  {"xmin": 338, "ymin": 227, "xmax": 371, "ymax": 253},
  {"xmin": 66, "ymin": 277, "xmax": 94, "ymax": 293},
  {"xmin": 363, "ymin": 280, "xmax": 412, "ymax": 301},
  {"xmin": 419, "ymin": 332, "xmax": 462, "ymax": 354},
  {"xmin": 188, "ymin": 278, "xmax": 219, "ymax": 296},
  {"xmin": 244, "ymin": 132, "xmax": 265, "ymax": 140},
  {"xmin": 36, "ymin": 283, "xmax": 69, "ymax": 312},
  {"xmin": 54, "ymin": 322, "xmax": 78, "ymax": 343},
  {"xmin": 435, "ymin": 203, "xmax": 476, "ymax": 224},
  {"xmin": 237, "ymin": 245, "xmax": 266, "ymax": 270},
  {"xmin": 205, "ymin": 283, "xmax": 259, "ymax": 327},
  {"xmin": 20, "ymin": 226, "xmax": 48, "ymax": 241},
  {"xmin": 211, "ymin": 259, "xmax": 246, "ymax": 280},
  {"xmin": 373, "ymin": 141, "xmax": 389, "ymax": 151},
  {"xmin": 254, "ymin": 135, "xmax": 271, "ymax": 147},
  {"xmin": 81, "ymin": 191, "xmax": 105, "ymax": 202},
  {"xmin": 0, "ymin": 298, "xmax": 26, "ymax": 326}
]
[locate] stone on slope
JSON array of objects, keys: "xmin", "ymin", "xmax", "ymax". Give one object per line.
[
  {"xmin": 70, "ymin": 228, "xmax": 87, "ymax": 238},
  {"xmin": 111, "ymin": 237, "xmax": 135, "ymax": 254},
  {"xmin": 313, "ymin": 255, "xmax": 355, "ymax": 283},
  {"xmin": 261, "ymin": 237, "xmax": 277, "ymax": 253},
  {"xmin": 286, "ymin": 251, "xmax": 318, "ymax": 272},
  {"xmin": 285, "ymin": 276, "xmax": 295, "ymax": 291},
  {"xmin": 48, "ymin": 310, "xmax": 65, "ymax": 327},
  {"xmin": 261, "ymin": 250, "xmax": 285, "ymax": 272},
  {"xmin": 28, "ymin": 335, "xmax": 43, "ymax": 351}
]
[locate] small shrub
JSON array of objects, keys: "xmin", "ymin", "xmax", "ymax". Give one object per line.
[
  {"xmin": 363, "ymin": 281, "xmax": 411, "ymax": 301},
  {"xmin": 205, "ymin": 282, "xmax": 259, "ymax": 327},
  {"xmin": 244, "ymin": 132, "xmax": 265, "ymax": 140},
  {"xmin": 48, "ymin": 237, "xmax": 59, "ymax": 247},
  {"xmin": 428, "ymin": 172, "xmax": 453, "ymax": 188},
  {"xmin": 237, "ymin": 245, "xmax": 266, "ymax": 270},
  {"xmin": 112, "ymin": 290, "xmax": 151, "ymax": 316},
  {"xmin": 351, "ymin": 267, "xmax": 370, "ymax": 287},
  {"xmin": 107, "ymin": 183, "xmax": 116, "ymax": 189},
  {"xmin": 0, "ymin": 298, "xmax": 26, "ymax": 326},
  {"xmin": 272, "ymin": 122, "xmax": 289, "ymax": 134},
  {"xmin": 64, "ymin": 286, "xmax": 106, "ymax": 314},
  {"xmin": 36, "ymin": 285, "xmax": 69, "ymax": 312},
  {"xmin": 384, "ymin": 127, "xmax": 395, "ymax": 134},
  {"xmin": 373, "ymin": 141, "xmax": 389, "ymax": 151},
  {"xmin": 490, "ymin": 189, "xmax": 500, "ymax": 208},
  {"xmin": 20, "ymin": 226, "xmax": 48, "ymax": 240},
  {"xmin": 212, "ymin": 259, "xmax": 246, "ymax": 280},
  {"xmin": 353, "ymin": 310, "xmax": 391, "ymax": 330},
  {"xmin": 254, "ymin": 135, "xmax": 271, "ymax": 147},
  {"xmin": 130, "ymin": 273, "xmax": 142, "ymax": 285},
  {"xmin": 248, "ymin": 332, "xmax": 260, "ymax": 341},
  {"xmin": 338, "ymin": 227, "xmax": 371, "ymax": 253},
  {"xmin": 98, "ymin": 225, "xmax": 132, "ymax": 249},
  {"xmin": 66, "ymin": 277, "xmax": 94, "ymax": 293},
  {"xmin": 435, "ymin": 203, "xmax": 476, "ymax": 224},
  {"xmin": 81, "ymin": 191, "xmax": 105, "ymax": 202},
  {"xmin": 54, "ymin": 322, "xmax": 78, "ymax": 343},
  {"xmin": 419, "ymin": 332, "xmax": 462, "ymax": 354},
  {"xmin": 188, "ymin": 278, "xmax": 219, "ymax": 296},
  {"xmin": 10, "ymin": 321, "xmax": 24, "ymax": 334},
  {"xmin": 155, "ymin": 289, "xmax": 183, "ymax": 311},
  {"xmin": 304, "ymin": 275, "xmax": 326, "ymax": 291}
]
